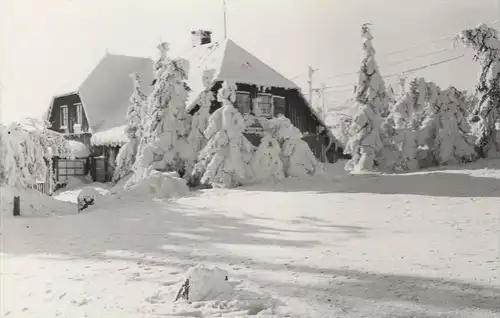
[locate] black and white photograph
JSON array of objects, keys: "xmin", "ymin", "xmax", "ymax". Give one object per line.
[{"xmin": 0, "ymin": 0, "xmax": 499, "ymax": 317}]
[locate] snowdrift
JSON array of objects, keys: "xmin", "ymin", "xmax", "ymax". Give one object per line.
[
  {"xmin": 121, "ymin": 170, "xmax": 190, "ymax": 199},
  {"xmin": 169, "ymin": 265, "xmax": 283, "ymax": 317},
  {"xmin": 1, "ymin": 186, "xmax": 76, "ymax": 217}
]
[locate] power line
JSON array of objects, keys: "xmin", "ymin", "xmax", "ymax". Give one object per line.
[
  {"xmin": 321, "ymin": 54, "xmax": 464, "ymax": 94},
  {"xmin": 382, "ymin": 53, "xmax": 465, "ymax": 78},
  {"xmin": 379, "ymin": 18, "xmax": 500, "ymax": 57}
]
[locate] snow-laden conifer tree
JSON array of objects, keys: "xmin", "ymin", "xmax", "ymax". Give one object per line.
[
  {"xmin": 456, "ymin": 23, "xmax": 500, "ymax": 157},
  {"xmin": 268, "ymin": 115, "xmax": 321, "ymax": 178},
  {"xmin": 193, "ymin": 81, "xmax": 255, "ymax": 188},
  {"xmin": 355, "ymin": 23, "xmax": 390, "ymax": 117},
  {"xmin": 427, "ymin": 87, "xmax": 477, "ymax": 165},
  {"xmin": 132, "ymin": 42, "xmax": 193, "ymax": 178},
  {"xmin": 188, "ymin": 69, "xmax": 215, "ymax": 154},
  {"xmin": 344, "ymin": 24, "xmax": 386, "ymax": 172},
  {"xmin": 113, "ymin": 73, "xmax": 146, "ymax": 182}
]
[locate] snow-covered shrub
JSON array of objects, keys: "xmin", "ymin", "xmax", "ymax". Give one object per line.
[
  {"xmin": 113, "ymin": 73, "xmax": 146, "ymax": 183},
  {"xmin": 269, "ymin": 115, "xmax": 322, "ymax": 177},
  {"xmin": 456, "ymin": 23, "xmax": 500, "ymax": 157},
  {"xmin": 188, "ymin": 69, "xmax": 215, "ymax": 154},
  {"xmin": 249, "ymin": 130, "xmax": 285, "ymax": 183},
  {"xmin": 0, "ymin": 119, "xmax": 70, "ymax": 190},
  {"xmin": 344, "ymin": 24, "xmax": 387, "ymax": 172},
  {"xmin": 193, "ymin": 81, "xmax": 255, "ymax": 188},
  {"xmin": 133, "ymin": 42, "xmax": 195, "ymax": 179}
]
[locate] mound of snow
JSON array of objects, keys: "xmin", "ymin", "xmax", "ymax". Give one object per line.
[
  {"xmin": 122, "ymin": 170, "xmax": 189, "ymax": 199},
  {"xmin": 175, "ymin": 265, "xmax": 232, "ymax": 302},
  {"xmin": 170, "ymin": 265, "xmax": 283, "ymax": 317},
  {"xmin": 1, "ymin": 186, "xmax": 76, "ymax": 217}
]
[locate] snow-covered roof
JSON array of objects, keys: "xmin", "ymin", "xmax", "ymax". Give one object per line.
[
  {"xmin": 183, "ymin": 39, "xmax": 299, "ymax": 110},
  {"xmin": 78, "ymin": 54, "xmax": 154, "ymax": 135},
  {"xmin": 90, "ymin": 125, "xmax": 128, "ymax": 147},
  {"xmin": 48, "ymin": 38, "xmax": 322, "ymax": 147}
]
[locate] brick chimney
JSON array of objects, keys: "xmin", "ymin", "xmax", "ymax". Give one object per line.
[{"xmin": 191, "ymin": 30, "xmax": 212, "ymax": 47}]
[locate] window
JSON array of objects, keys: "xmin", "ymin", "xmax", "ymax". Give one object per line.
[
  {"xmin": 60, "ymin": 105, "xmax": 68, "ymax": 129},
  {"xmin": 273, "ymin": 96, "xmax": 286, "ymax": 116},
  {"xmin": 235, "ymin": 92, "xmax": 251, "ymax": 114},
  {"xmin": 75, "ymin": 103, "xmax": 83, "ymax": 125},
  {"xmin": 256, "ymin": 93, "xmax": 273, "ymax": 117}
]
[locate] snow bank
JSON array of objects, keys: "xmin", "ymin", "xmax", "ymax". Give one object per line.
[
  {"xmin": 122, "ymin": 170, "xmax": 189, "ymax": 199},
  {"xmin": 90, "ymin": 125, "xmax": 128, "ymax": 147},
  {"xmin": 1, "ymin": 186, "xmax": 76, "ymax": 217},
  {"xmin": 170, "ymin": 265, "xmax": 282, "ymax": 317}
]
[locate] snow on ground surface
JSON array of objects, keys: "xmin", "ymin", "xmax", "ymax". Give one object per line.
[
  {"xmin": 0, "ymin": 186, "xmax": 76, "ymax": 218},
  {"xmin": 2, "ymin": 159, "xmax": 500, "ymax": 317},
  {"xmin": 53, "ymin": 178, "xmax": 111, "ymax": 204}
]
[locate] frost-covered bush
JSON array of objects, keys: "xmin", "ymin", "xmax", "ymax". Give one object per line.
[
  {"xmin": 268, "ymin": 115, "xmax": 322, "ymax": 177},
  {"xmin": 1, "ymin": 119, "xmax": 70, "ymax": 190},
  {"xmin": 249, "ymin": 130, "xmax": 285, "ymax": 183},
  {"xmin": 113, "ymin": 73, "xmax": 146, "ymax": 182},
  {"xmin": 456, "ymin": 23, "xmax": 500, "ymax": 157},
  {"xmin": 193, "ymin": 81, "xmax": 255, "ymax": 188}
]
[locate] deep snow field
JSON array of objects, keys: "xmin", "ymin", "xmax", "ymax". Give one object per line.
[{"xmin": 1, "ymin": 160, "xmax": 499, "ymax": 317}]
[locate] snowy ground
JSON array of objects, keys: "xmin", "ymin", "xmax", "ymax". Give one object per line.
[{"xmin": 1, "ymin": 160, "xmax": 500, "ymax": 317}]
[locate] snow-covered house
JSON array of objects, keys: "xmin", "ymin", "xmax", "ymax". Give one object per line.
[
  {"xmin": 45, "ymin": 31, "xmax": 339, "ymax": 182},
  {"xmin": 45, "ymin": 54, "xmax": 154, "ymax": 182}
]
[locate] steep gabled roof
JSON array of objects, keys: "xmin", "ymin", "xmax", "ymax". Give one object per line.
[
  {"xmin": 183, "ymin": 38, "xmax": 299, "ymax": 110},
  {"xmin": 78, "ymin": 54, "xmax": 154, "ymax": 134}
]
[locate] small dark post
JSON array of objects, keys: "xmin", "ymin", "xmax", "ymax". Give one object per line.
[{"xmin": 13, "ymin": 196, "xmax": 20, "ymax": 216}]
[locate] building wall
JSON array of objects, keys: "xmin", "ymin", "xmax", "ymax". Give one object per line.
[
  {"xmin": 48, "ymin": 93, "xmax": 90, "ymax": 135},
  {"xmin": 198, "ymin": 82, "xmax": 322, "ymax": 135},
  {"xmin": 189, "ymin": 81, "xmax": 337, "ymax": 162}
]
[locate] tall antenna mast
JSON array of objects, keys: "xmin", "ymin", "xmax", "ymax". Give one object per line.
[{"xmin": 223, "ymin": 0, "xmax": 227, "ymax": 39}]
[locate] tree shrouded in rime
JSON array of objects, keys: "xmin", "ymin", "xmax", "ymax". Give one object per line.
[
  {"xmin": 193, "ymin": 81, "xmax": 254, "ymax": 188},
  {"xmin": 456, "ymin": 23, "xmax": 500, "ymax": 158},
  {"xmin": 113, "ymin": 73, "xmax": 146, "ymax": 182},
  {"xmin": 344, "ymin": 24, "xmax": 386, "ymax": 172},
  {"xmin": 132, "ymin": 42, "xmax": 193, "ymax": 178}
]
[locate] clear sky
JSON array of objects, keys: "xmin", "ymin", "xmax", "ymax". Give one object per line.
[{"xmin": 0, "ymin": 0, "xmax": 499, "ymax": 124}]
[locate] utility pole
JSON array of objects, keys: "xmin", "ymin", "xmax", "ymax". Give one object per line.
[
  {"xmin": 223, "ymin": 0, "xmax": 227, "ymax": 39},
  {"xmin": 320, "ymin": 83, "xmax": 326, "ymax": 119},
  {"xmin": 307, "ymin": 65, "xmax": 318, "ymax": 106}
]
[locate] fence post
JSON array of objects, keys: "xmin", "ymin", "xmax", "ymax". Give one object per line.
[{"xmin": 13, "ymin": 196, "xmax": 20, "ymax": 216}]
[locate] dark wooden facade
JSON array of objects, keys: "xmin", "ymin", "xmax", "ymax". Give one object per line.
[
  {"xmin": 47, "ymin": 93, "xmax": 91, "ymax": 147},
  {"xmin": 189, "ymin": 81, "xmax": 338, "ymax": 162}
]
